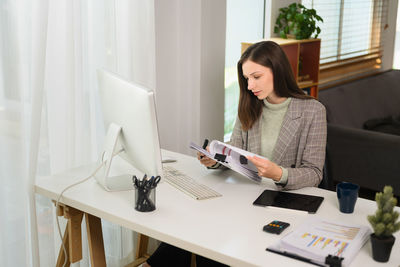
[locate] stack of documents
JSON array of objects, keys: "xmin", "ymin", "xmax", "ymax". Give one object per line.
[
  {"xmin": 190, "ymin": 140, "xmax": 264, "ymax": 183},
  {"xmin": 268, "ymin": 217, "xmax": 371, "ymax": 266}
]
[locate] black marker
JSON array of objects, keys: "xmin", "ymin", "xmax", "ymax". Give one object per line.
[{"xmin": 200, "ymin": 139, "xmax": 209, "ymax": 159}]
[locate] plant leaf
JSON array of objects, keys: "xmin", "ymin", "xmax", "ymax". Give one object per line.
[{"xmin": 274, "ymin": 2, "xmax": 323, "ymax": 40}]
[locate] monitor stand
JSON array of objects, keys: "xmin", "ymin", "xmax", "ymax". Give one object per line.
[{"xmin": 94, "ymin": 123, "xmax": 134, "ymax": 191}]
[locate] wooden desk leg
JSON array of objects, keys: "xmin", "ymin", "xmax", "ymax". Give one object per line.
[
  {"xmin": 136, "ymin": 234, "xmax": 149, "ymax": 260},
  {"xmin": 85, "ymin": 213, "xmax": 106, "ymax": 267},
  {"xmin": 56, "ymin": 221, "xmax": 71, "ymax": 267},
  {"xmin": 66, "ymin": 208, "xmax": 84, "ymax": 262},
  {"xmin": 191, "ymin": 253, "xmax": 196, "ymax": 267},
  {"xmin": 55, "ymin": 204, "xmax": 83, "ymax": 265},
  {"xmin": 124, "ymin": 234, "xmax": 150, "ymax": 267}
]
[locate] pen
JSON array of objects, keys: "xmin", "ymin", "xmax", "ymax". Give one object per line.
[
  {"xmin": 200, "ymin": 139, "xmax": 209, "ymax": 159},
  {"xmin": 266, "ymin": 248, "xmax": 325, "ymax": 267}
]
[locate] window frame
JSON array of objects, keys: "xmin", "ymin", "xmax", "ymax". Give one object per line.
[{"xmin": 301, "ymin": 0, "xmax": 388, "ymax": 88}]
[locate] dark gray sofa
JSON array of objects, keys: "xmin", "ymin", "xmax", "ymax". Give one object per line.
[{"xmin": 318, "ymin": 70, "xmax": 400, "ymax": 196}]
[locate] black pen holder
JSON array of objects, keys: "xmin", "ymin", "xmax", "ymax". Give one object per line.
[{"xmin": 135, "ymin": 186, "xmax": 156, "ymax": 212}]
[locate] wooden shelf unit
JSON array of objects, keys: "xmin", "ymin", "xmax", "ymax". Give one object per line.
[{"xmin": 241, "ymin": 38, "xmax": 321, "ymax": 98}]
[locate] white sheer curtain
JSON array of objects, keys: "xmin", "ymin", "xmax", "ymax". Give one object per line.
[{"xmin": 0, "ymin": 0, "xmax": 156, "ymax": 266}]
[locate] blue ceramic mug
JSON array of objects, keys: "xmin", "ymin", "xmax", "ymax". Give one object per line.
[{"xmin": 336, "ymin": 182, "xmax": 360, "ymax": 213}]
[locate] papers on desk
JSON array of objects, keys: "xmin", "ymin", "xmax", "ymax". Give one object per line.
[
  {"xmin": 189, "ymin": 140, "xmax": 263, "ymax": 183},
  {"xmin": 268, "ymin": 217, "xmax": 371, "ymax": 267}
]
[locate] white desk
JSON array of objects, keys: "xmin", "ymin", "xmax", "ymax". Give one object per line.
[{"xmin": 35, "ymin": 149, "xmax": 400, "ymax": 266}]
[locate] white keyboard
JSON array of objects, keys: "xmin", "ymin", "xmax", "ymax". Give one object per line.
[{"xmin": 163, "ymin": 165, "xmax": 222, "ymax": 200}]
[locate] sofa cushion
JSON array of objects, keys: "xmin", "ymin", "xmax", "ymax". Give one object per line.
[
  {"xmin": 363, "ymin": 115, "xmax": 400, "ymax": 136},
  {"xmin": 319, "ymin": 70, "xmax": 400, "ymax": 129}
]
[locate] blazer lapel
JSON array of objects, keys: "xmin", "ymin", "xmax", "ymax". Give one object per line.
[
  {"xmin": 272, "ymin": 98, "xmax": 302, "ymax": 164},
  {"xmin": 246, "ymin": 118, "xmax": 262, "ymax": 155}
]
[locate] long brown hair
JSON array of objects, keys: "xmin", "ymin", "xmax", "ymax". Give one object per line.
[{"xmin": 237, "ymin": 41, "xmax": 312, "ymax": 131}]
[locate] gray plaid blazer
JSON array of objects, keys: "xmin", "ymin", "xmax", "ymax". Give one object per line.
[{"xmin": 230, "ymin": 98, "xmax": 327, "ymax": 190}]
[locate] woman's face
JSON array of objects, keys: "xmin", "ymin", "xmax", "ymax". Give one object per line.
[{"xmin": 242, "ymin": 60, "xmax": 274, "ymax": 101}]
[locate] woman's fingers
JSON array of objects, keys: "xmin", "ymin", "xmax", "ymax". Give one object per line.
[
  {"xmin": 197, "ymin": 152, "xmax": 204, "ymax": 160},
  {"xmin": 201, "ymin": 157, "xmax": 216, "ymax": 167},
  {"xmin": 246, "ymin": 156, "xmax": 281, "ymax": 181},
  {"xmin": 197, "ymin": 152, "xmax": 216, "ymax": 167},
  {"xmin": 247, "ymin": 156, "xmax": 271, "ymax": 177},
  {"xmin": 197, "ymin": 152, "xmax": 211, "ymax": 161},
  {"xmin": 247, "ymin": 156, "xmax": 268, "ymax": 167}
]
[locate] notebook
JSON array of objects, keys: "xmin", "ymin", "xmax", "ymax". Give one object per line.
[
  {"xmin": 267, "ymin": 217, "xmax": 371, "ymax": 267},
  {"xmin": 253, "ymin": 189, "xmax": 324, "ymax": 214}
]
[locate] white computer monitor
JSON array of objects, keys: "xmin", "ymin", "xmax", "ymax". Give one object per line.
[{"xmin": 96, "ymin": 69, "xmax": 163, "ymax": 191}]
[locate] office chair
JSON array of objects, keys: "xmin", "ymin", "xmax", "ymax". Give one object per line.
[{"xmin": 318, "ymin": 147, "xmax": 333, "ymax": 191}]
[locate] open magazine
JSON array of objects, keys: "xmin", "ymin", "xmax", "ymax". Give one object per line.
[
  {"xmin": 267, "ymin": 217, "xmax": 371, "ymax": 267},
  {"xmin": 190, "ymin": 140, "xmax": 266, "ymax": 183}
]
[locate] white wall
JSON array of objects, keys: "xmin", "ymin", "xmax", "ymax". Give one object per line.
[
  {"xmin": 265, "ymin": 0, "xmax": 301, "ymax": 38},
  {"xmin": 382, "ymin": 0, "xmax": 399, "ymax": 71},
  {"xmin": 154, "ymin": 0, "xmax": 226, "ymax": 156}
]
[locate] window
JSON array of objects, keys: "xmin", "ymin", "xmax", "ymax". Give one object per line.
[
  {"xmin": 302, "ymin": 0, "xmax": 389, "ymax": 86},
  {"xmin": 224, "ymin": 0, "xmax": 264, "ymax": 141}
]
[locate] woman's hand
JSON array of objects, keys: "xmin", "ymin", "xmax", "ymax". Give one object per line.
[
  {"xmin": 246, "ymin": 156, "xmax": 282, "ymax": 182},
  {"xmin": 197, "ymin": 146, "xmax": 217, "ymax": 167}
]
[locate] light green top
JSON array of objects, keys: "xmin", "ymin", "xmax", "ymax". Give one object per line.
[{"xmin": 260, "ymin": 97, "xmax": 291, "ymax": 184}]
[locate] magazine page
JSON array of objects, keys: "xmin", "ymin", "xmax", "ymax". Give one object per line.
[
  {"xmin": 271, "ymin": 217, "xmax": 371, "ymax": 267},
  {"xmin": 209, "ymin": 140, "xmax": 269, "ymax": 173},
  {"xmin": 189, "ymin": 141, "xmax": 262, "ymax": 183}
]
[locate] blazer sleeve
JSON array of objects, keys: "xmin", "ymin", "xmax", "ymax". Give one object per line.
[{"xmin": 282, "ymin": 102, "xmax": 327, "ymax": 190}]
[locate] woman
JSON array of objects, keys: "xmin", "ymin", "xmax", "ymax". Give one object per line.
[
  {"xmin": 200, "ymin": 41, "xmax": 326, "ymax": 189},
  {"xmin": 144, "ymin": 41, "xmax": 326, "ymax": 267}
]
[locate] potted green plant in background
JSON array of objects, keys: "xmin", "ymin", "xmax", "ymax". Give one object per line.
[
  {"xmin": 274, "ymin": 3, "xmax": 323, "ymax": 40},
  {"xmin": 367, "ymin": 186, "xmax": 400, "ymax": 262}
]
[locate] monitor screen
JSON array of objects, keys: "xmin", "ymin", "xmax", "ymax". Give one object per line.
[{"xmin": 96, "ymin": 69, "xmax": 163, "ymax": 191}]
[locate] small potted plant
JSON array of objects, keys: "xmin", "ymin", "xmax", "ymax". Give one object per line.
[
  {"xmin": 274, "ymin": 3, "xmax": 323, "ymax": 40},
  {"xmin": 367, "ymin": 185, "xmax": 400, "ymax": 262}
]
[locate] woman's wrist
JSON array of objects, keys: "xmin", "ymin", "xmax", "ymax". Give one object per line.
[
  {"xmin": 271, "ymin": 163, "xmax": 283, "ymax": 181},
  {"xmin": 276, "ymin": 167, "xmax": 288, "ymax": 185}
]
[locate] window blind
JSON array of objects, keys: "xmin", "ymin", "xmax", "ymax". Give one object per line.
[{"xmin": 302, "ymin": 0, "xmax": 388, "ymax": 85}]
